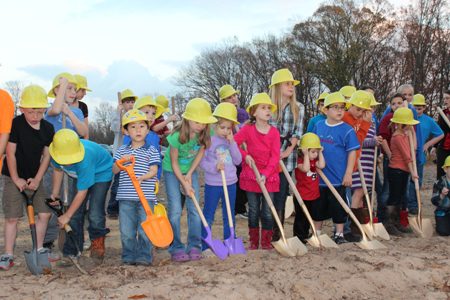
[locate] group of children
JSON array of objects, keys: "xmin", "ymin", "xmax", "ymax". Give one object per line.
[{"xmin": 1, "ymin": 68, "xmax": 450, "ymax": 271}]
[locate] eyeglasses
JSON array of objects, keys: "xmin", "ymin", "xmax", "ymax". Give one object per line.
[{"xmin": 328, "ymin": 105, "xmax": 346, "ymax": 111}]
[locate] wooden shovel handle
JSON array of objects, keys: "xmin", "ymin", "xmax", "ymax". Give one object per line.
[
  {"xmin": 317, "ymin": 169, "xmax": 369, "ymax": 240},
  {"xmin": 407, "ymin": 131, "xmax": 423, "ymax": 220},
  {"xmin": 279, "ymin": 161, "xmax": 319, "ymax": 238},
  {"xmin": 116, "ymin": 156, "xmax": 153, "ymax": 215},
  {"xmin": 220, "ymin": 170, "xmax": 235, "ymax": 228},
  {"xmin": 370, "ymin": 146, "xmax": 378, "ymax": 213},
  {"xmin": 357, "ymin": 160, "xmax": 375, "ymax": 225},
  {"xmin": 189, "ymin": 192, "xmax": 211, "ymax": 229}
]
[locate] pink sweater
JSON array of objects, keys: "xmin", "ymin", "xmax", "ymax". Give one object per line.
[{"xmin": 234, "ymin": 124, "xmax": 280, "ymax": 193}]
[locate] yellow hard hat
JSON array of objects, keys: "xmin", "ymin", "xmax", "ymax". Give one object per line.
[
  {"xmin": 300, "ymin": 133, "xmax": 322, "ymax": 149},
  {"xmin": 213, "ymin": 102, "xmax": 238, "ymax": 124},
  {"xmin": 442, "ymin": 156, "xmax": 450, "ymax": 169},
  {"xmin": 390, "ymin": 107, "xmax": 419, "ymax": 125},
  {"xmin": 49, "ymin": 129, "xmax": 85, "ymax": 165},
  {"xmin": 315, "ymin": 92, "xmax": 329, "ymax": 106},
  {"xmin": 219, "ymin": 84, "xmax": 239, "ymax": 100},
  {"xmin": 122, "ymin": 109, "xmax": 149, "ymax": 127},
  {"xmin": 155, "ymin": 95, "xmax": 170, "ymax": 112},
  {"xmin": 246, "ymin": 93, "xmax": 277, "ymax": 113},
  {"xmin": 48, "ymin": 72, "xmax": 78, "ymax": 98},
  {"xmin": 74, "ymin": 74, "xmax": 92, "ymax": 92},
  {"xmin": 322, "ymin": 92, "xmax": 347, "ymax": 112},
  {"xmin": 369, "ymin": 93, "xmax": 381, "ymax": 106},
  {"xmin": 269, "ymin": 68, "xmax": 300, "ymax": 88},
  {"xmin": 412, "ymin": 94, "xmax": 426, "ymax": 106},
  {"xmin": 339, "ymin": 85, "xmax": 356, "ymax": 99},
  {"xmin": 120, "ymin": 89, "xmax": 138, "ymax": 101},
  {"xmin": 348, "ymin": 90, "xmax": 372, "ymax": 110},
  {"xmin": 19, "ymin": 85, "xmax": 49, "ymax": 108},
  {"xmin": 182, "ymin": 98, "xmax": 217, "ymax": 124},
  {"xmin": 134, "ymin": 96, "xmax": 165, "ymax": 118}
]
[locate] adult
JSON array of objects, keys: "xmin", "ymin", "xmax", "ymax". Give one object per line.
[{"xmin": 436, "ymin": 90, "xmax": 450, "ymax": 178}]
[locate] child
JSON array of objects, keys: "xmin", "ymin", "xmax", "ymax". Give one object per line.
[
  {"xmin": 384, "ymin": 107, "xmax": 419, "ymax": 235},
  {"xmin": 410, "ymin": 94, "xmax": 443, "ymax": 214},
  {"xmin": 0, "ymin": 89, "xmax": 14, "ymax": 171},
  {"xmin": 199, "ymin": 102, "xmax": 242, "ymax": 251},
  {"xmin": 219, "ymin": 84, "xmax": 249, "ymax": 218},
  {"xmin": 293, "ymin": 133, "xmax": 325, "ymax": 242},
  {"xmin": 431, "ymin": 155, "xmax": 450, "ymax": 236},
  {"xmin": 0, "ymin": 85, "xmax": 55, "ymax": 270},
  {"xmin": 234, "ymin": 93, "xmax": 280, "ymax": 250},
  {"xmin": 112, "ymin": 109, "xmax": 160, "ymax": 265},
  {"xmin": 108, "ymin": 88, "xmax": 138, "ymax": 218},
  {"xmin": 312, "ymin": 92, "xmax": 360, "ymax": 244},
  {"xmin": 73, "ymin": 74, "xmax": 92, "ymax": 139},
  {"xmin": 162, "ymin": 98, "xmax": 217, "ymax": 262},
  {"xmin": 339, "ymin": 85, "xmax": 356, "ymax": 100},
  {"xmin": 306, "ymin": 92, "xmax": 328, "ymax": 133},
  {"xmin": 436, "ymin": 90, "xmax": 450, "ymax": 178},
  {"xmin": 268, "ymin": 68, "xmax": 304, "ymax": 242},
  {"xmin": 49, "ymin": 129, "xmax": 113, "ymax": 260},
  {"xmin": 151, "ymin": 95, "xmax": 179, "ymax": 145}
]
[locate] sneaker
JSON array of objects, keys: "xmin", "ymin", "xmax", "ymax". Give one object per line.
[
  {"xmin": 0, "ymin": 254, "xmax": 14, "ymax": 271},
  {"xmin": 238, "ymin": 212, "xmax": 248, "ymax": 219},
  {"xmin": 332, "ymin": 235, "xmax": 348, "ymax": 245},
  {"xmin": 38, "ymin": 247, "xmax": 61, "ymax": 262}
]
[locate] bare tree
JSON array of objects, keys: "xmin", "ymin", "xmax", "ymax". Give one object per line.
[
  {"xmin": 89, "ymin": 102, "xmax": 115, "ymax": 145},
  {"xmin": 4, "ymin": 80, "xmax": 24, "ymax": 116}
]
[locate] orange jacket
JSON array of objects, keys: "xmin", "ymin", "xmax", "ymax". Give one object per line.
[{"xmin": 342, "ymin": 111, "xmax": 371, "ymax": 170}]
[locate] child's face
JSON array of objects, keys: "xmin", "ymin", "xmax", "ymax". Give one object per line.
[
  {"xmin": 76, "ymin": 88, "xmax": 86, "ymax": 101},
  {"xmin": 20, "ymin": 108, "xmax": 45, "ymax": 126},
  {"xmin": 317, "ymin": 100, "xmax": 324, "ymax": 113},
  {"xmin": 445, "ymin": 166, "xmax": 450, "ymax": 178},
  {"xmin": 443, "ymin": 93, "xmax": 450, "ymax": 109},
  {"xmin": 215, "ymin": 120, "xmax": 233, "ymax": 139},
  {"xmin": 140, "ymin": 105, "xmax": 157, "ymax": 125},
  {"xmin": 308, "ymin": 148, "xmax": 319, "ymax": 160},
  {"xmin": 391, "ymin": 97, "xmax": 404, "ymax": 112},
  {"xmin": 324, "ymin": 103, "xmax": 346, "ymax": 122},
  {"xmin": 253, "ymin": 104, "xmax": 272, "ymax": 122},
  {"xmin": 125, "ymin": 120, "xmax": 149, "ymax": 143},
  {"xmin": 401, "ymin": 87, "xmax": 414, "ymax": 103},
  {"xmin": 122, "ymin": 98, "xmax": 135, "ymax": 111},
  {"xmin": 55, "ymin": 83, "xmax": 77, "ymax": 103},
  {"xmin": 280, "ymin": 81, "xmax": 294, "ymax": 98},
  {"xmin": 348, "ymin": 105, "xmax": 369, "ymax": 120},
  {"xmin": 224, "ymin": 94, "xmax": 239, "ymax": 106},
  {"xmin": 188, "ymin": 120, "xmax": 206, "ymax": 134},
  {"xmin": 413, "ymin": 105, "xmax": 426, "ymax": 116}
]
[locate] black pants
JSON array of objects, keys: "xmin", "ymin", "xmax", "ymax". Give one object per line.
[
  {"xmin": 387, "ymin": 168, "xmax": 409, "ymax": 206},
  {"xmin": 437, "ymin": 146, "xmax": 450, "ymax": 179},
  {"xmin": 293, "ymin": 199, "xmax": 314, "ymax": 241},
  {"xmin": 273, "ymin": 171, "xmax": 290, "ymax": 215},
  {"xmin": 234, "ymin": 164, "xmax": 248, "ymax": 214}
]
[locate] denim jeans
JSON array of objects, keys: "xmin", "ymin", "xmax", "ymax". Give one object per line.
[
  {"xmin": 107, "ymin": 173, "xmax": 120, "ymax": 215},
  {"xmin": 118, "ymin": 200, "xmax": 153, "ymax": 264},
  {"xmin": 406, "ymin": 163, "xmax": 424, "ymax": 211},
  {"xmin": 246, "ymin": 191, "xmax": 273, "ymax": 230},
  {"xmin": 273, "ymin": 171, "xmax": 289, "ymax": 215},
  {"xmin": 63, "ymin": 181, "xmax": 111, "ymax": 256},
  {"xmin": 164, "ymin": 171, "xmax": 201, "ymax": 254},
  {"xmin": 377, "ymin": 156, "xmax": 390, "ymax": 221},
  {"xmin": 202, "ymin": 184, "xmax": 236, "ymax": 250},
  {"xmin": 343, "ymin": 187, "xmax": 353, "ymax": 234}
]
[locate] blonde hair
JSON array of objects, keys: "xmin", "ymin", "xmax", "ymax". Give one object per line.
[
  {"xmin": 173, "ymin": 119, "xmax": 211, "ymax": 148},
  {"xmin": 269, "ymin": 83, "xmax": 299, "ymax": 124}
]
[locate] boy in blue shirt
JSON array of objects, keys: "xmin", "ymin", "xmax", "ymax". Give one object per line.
[
  {"xmin": 306, "ymin": 92, "xmax": 328, "ymax": 133},
  {"xmin": 113, "ymin": 109, "xmax": 160, "ymax": 265},
  {"xmin": 49, "ymin": 129, "xmax": 113, "ymax": 261},
  {"xmin": 313, "ymin": 92, "xmax": 360, "ymax": 244}
]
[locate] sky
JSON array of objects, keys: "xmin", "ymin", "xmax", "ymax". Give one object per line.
[{"xmin": 0, "ymin": 0, "xmax": 409, "ymax": 118}]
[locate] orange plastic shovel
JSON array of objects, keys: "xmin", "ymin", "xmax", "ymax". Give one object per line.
[{"xmin": 116, "ymin": 156, "xmax": 174, "ymax": 248}]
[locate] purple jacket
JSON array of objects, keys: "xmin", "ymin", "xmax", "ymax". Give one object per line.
[{"xmin": 200, "ymin": 135, "xmax": 242, "ymax": 186}]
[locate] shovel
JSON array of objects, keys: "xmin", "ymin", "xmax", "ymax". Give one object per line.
[
  {"xmin": 407, "ymin": 131, "xmax": 434, "ymax": 238},
  {"xmin": 250, "ymin": 162, "xmax": 307, "ymax": 257},
  {"xmin": 45, "ymin": 198, "xmax": 88, "ymax": 275},
  {"xmin": 21, "ymin": 191, "xmax": 52, "ymax": 275},
  {"xmin": 58, "ymin": 113, "xmax": 69, "ymax": 251},
  {"xmin": 284, "ymin": 195, "xmax": 294, "ymax": 219},
  {"xmin": 317, "ymin": 170, "xmax": 386, "ymax": 250},
  {"xmin": 116, "ymin": 156, "xmax": 174, "ymax": 248},
  {"xmin": 279, "ymin": 161, "xmax": 338, "ymax": 249},
  {"xmin": 189, "ymin": 192, "xmax": 228, "ymax": 260},
  {"xmin": 357, "ymin": 160, "xmax": 390, "ymax": 241},
  {"xmin": 220, "ymin": 170, "xmax": 246, "ymax": 255}
]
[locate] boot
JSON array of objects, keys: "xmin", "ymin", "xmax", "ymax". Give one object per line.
[
  {"xmin": 272, "ymin": 210, "xmax": 284, "ymax": 242},
  {"xmin": 90, "ymin": 236, "xmax": 106, "ymax": 258},
  {"xmin": 399, "ymin": 209, "xmax": 409, "ymax": 227},
  {"xmin": 248, "ymin": 227, "xmax": 260, "ymax": 250},
  {"xmin": 261, "ymin": 229, "xmax": 274, "ymax": 250},
  {"xmin": 350, "ymin": 208, "xmax": 363, "ymax": 235},
  {"xmin": 360, "ymin": 207, "xmax": 370, "ymax": 224},
  {"xmin": 396, "ymin": 208, "xmax": 413, "ymax": 233},
  {"xmin": 384, "ymin": 206, "xmax": 402, "ymax": 236}
]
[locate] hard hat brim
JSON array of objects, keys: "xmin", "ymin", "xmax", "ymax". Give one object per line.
[
  {"xmin": 182, "ymin": 114, "xmax": 218, "ymax": 124},
  {"xmin": 49, "ymin": 142, "xmax": 85, "ymax": 165},
  {"xmin": 269, "ymin": 80, "xmax": 300, "ymax": 89}
]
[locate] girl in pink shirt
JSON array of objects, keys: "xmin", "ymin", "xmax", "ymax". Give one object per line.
[
  {"xmin": 385, "ymin": 107, "xmax": 419, "ymax": 236},
  {"xmin": 234, "ymin": 93, "xmax": 280, "ymax": 250}
]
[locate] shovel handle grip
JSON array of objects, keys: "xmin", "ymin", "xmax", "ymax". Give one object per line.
[{"xmin": 115, "ymin": 155, "xmax": 135, "ymax": 171}]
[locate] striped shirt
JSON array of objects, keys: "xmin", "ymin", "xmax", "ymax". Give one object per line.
[{"xmin": 113, "ymin": 143, "xmax": 160, "ymax": 203}]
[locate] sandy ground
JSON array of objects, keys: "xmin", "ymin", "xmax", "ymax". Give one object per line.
[{"xmin": 0, "ymin": 163, "xmax": 449, "ymax": 300}]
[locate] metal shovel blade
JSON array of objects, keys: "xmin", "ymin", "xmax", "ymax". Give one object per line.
[
  {"xmin": 24, "ymin": 249, "xmax": 51, "ymax": 275},
  {"xmin": 224, "ymin": 228, "xmax": 246, "ymax": 255},
  {"xmin": 356, "ymin": 236, "xmax": 387, "ymax": 250},
  {"xmin": 272, "ymin": 239, "xmax": 296, "ymax": 257},
  {"xmin": 141, "ymin": 217, "xmax": 174, "ymax": 248},
  {"xmin": 373, "ymin": 223, "xmax": 390, "ymax": 241},
  {"xmin": 314, "ymin": 234, "xmax": 339, "ymax": 249},
  {"xmin": 273, "ymin": 236, "xmax": 307, "ymax": 257},
  {"xmin": 409, "ymin": 216, "xmax": 434, "ymax": 238},
  {"xmin": 361, "ymin": 223, "xmax": 376, "ymax": 240},
  {"xmin": 203, "ymin": 227, "xmax": 228, "ymax": 260}
]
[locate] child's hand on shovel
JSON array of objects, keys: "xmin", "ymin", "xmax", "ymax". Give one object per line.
[
  {"xmin": 216, "ymin": 161, "xmax": 225, "ymax": 171},
  {"xmin": 58, "ymin": 213, "xmax": 71, "ymax": 228}
]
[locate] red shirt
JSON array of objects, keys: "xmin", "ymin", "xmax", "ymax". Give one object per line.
[
  {"xmin": 295, "ymin": 157, "xmax": 320, "ymax": 200},
  {"xmin": 150, "ymin": 116, "xmax": 169, "ymax": 145},
  {"xmin": 389, "ymin": 133, "xmax": 412, "ymax": 173},
  {"xmin": 342, "ymin": 111, "xmax": 371, "ymax": 170}
]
